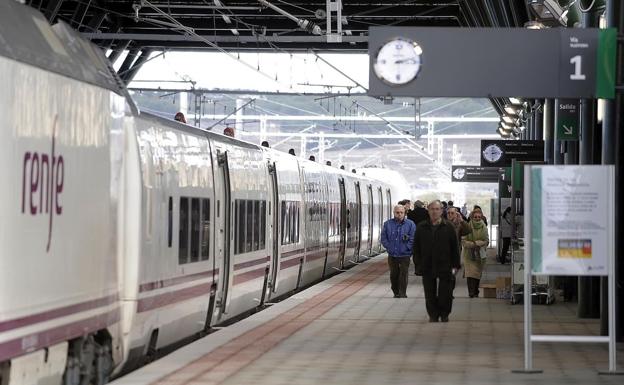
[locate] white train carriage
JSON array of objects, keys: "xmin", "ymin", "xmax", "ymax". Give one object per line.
[
  {"xmin": 298, "ymin": 161, "xmax": 329, "ymax": 287},
  {"xmin": 211, "ymin": 137, "xmax": 272, "ymax": 323},
  {"xmin": 322, "ymin": 172, "xmax": 343, "ymax": 277},
  {"xmin": 120, "ymin": 112, "xmax": 219, "ymax": 366},
  {"xmin": 265, "ymin": 150, "xmax": 304, "ymax": 300},
  {"xmin": 0, "ymin": 3, "xmax": 402, "ymax": 385},
  {"xmin": 0, "ymin": 3, "xmax": 129, "ymax": 385}
]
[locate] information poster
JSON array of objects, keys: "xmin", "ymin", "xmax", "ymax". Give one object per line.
[{"xmin": 529, "ymin": 165, "xmax": 614, "ymax": 276}]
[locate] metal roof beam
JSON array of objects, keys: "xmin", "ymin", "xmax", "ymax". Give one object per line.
[
  {"xmin": 44, "ymin": 0, "xmax": 64, "ymax": 22},
  {"xmin": 83, "ymin": 32, "xmax": 368, "ymax": 43}
]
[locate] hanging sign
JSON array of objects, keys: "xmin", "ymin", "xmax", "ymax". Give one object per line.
[
  {"xmin": 556, "ymin": 99, "xmax": 580, "ymax": 140},
  {"xmin": 480, "ymin": 140, "xmax": 544, "ymax": 167},
  {"xmin": 451, "ymin": 166, "xmax": 500, "ymax": 183},
  {"xmin": 368, "ymin": 27, "xmax": 616, "ymax": 98}
]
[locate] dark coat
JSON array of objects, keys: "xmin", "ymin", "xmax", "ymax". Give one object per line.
[
  {"xmin": 407, "ymin": 207, "xmax": 429, "ymax": 226},
  {"xmin": 412, "ymin": 219, "xmax": 461, "ymax": 277}
]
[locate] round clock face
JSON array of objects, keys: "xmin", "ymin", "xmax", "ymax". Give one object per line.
[
  {"xmin": 482, "ymin": 144, "xmax": 503, "ymax": 163},
  {"xmin": 453, "ymin": 168, "xmax": 466, "ymax": 180},
  {"xmin": 373, "ymin": 38, "xmax": 422, "ymax": 86}
]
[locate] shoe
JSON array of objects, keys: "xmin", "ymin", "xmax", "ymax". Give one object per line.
[
  {"xmin": 429, "ymin": 317, "xmax": 439, "ymax": 322},
  {"xmin": 393, "ymin": 294, "xmax": 400, "ymax": 298},
  {"xmin": 440, "ymin": 316, "xmax": 449, "ymax": 322},
  {"xmin": 400, "ymin": 294, "xmax": 408, "ymax": 298}
]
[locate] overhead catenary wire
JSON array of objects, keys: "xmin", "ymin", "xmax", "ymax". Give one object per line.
[{"xmin": 139, "ymin": 0, "xmax": 283, "ymax": 85}]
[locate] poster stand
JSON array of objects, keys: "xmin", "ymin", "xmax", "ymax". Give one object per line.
[{"xmin": 512, "ymin": 165, "xmax": 622, "ymax": 375}]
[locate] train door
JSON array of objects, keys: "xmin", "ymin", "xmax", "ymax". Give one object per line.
[
  {"xmin": 367, "ymin": 184, "xmax": 374, "ymax": 256},
  {"xmin": 338, "ymin": 178, "xmax": 346, "ymax": 268},
  {"xmin": 215, "ymin": 149, "xmax": 232, "ymax": 319},
  {"xmin": 353, "ymin": 182, "xmax": 362, "ymax": 261},
  {"xmin": 378, "ymin": 187, "xmax": 384, "ymax": 252},
  {"xmin": 268, "ymin": 161, "xmax": 280, "ymax": 295}
]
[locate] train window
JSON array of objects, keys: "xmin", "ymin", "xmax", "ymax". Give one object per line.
[
  {"xmin": 190, "ymin": 198, "xmax": 200, "ymax": 262},
  {"xmin": 245, "ymin": 200, "xmax": 253, "ymax": 253},
  {"xmin": 252, "ymin": 200, "xmax": 260, "ymax": 250},
  {"xmin": 259, "ymin": 201, "xmax": 266, "ymax": 250},
  {"xmin": 235, "ymin": 200, "xmax": 245, "ymax": 255},
  {"xmin": 283, "ymin": 201, "xmax": 300, "ymax": 245},
  {"xmin": 179, "ymin": 197, "xmax": 189, "ymax": 264},
  {"xmin": 168, "ymin": 197, "xmax": 173, "ymax": 248},
  {"xmin": 281, "ymin": 201, "xmax": 289, "ymax": 245},
  {"xmin": 233, "ymin": 199, "xmax": 266, "ymax": 254},
  {"xmin": 201, "ymin": 199, "xmax": 210, "ymax": 260}
]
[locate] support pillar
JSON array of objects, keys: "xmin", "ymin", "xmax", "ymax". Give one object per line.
[
  {"xmin": 578, "ymin": 3, "xmax": 601, "ymax": 321},
  {"xmin": 544, "ymin": 99, "xmax": 554, "ymax": 164}
]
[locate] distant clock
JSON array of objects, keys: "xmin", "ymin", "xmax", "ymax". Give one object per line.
[
  {"xmin": 452, "ymin": 168, "xmax": 466, "ymax": 180},
  {"xmin": 373, "ymin": 38, "xmax": 422, "ymax": 86},
  {"xmin": 482, "ymin": 143, "xmax": 504, "ymax": 163}
]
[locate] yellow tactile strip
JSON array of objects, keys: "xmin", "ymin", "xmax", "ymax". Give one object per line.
[{"xmin": 153, "ymin": 260, "xmax": 388, "ymax": 385}]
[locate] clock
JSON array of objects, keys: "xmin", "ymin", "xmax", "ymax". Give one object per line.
[
  {"xmin": 452, "ymin": 168, "xmax": 466, "ymax": 180},
  {"xmin": 373, "ymin": 38, "xmax": 422, "ymax": 86},
  {"xmin": 482, "ymin": 143, "xmax": 504, "ymax": 163}
]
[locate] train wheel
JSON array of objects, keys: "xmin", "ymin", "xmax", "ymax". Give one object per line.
[{"xmin": 63, "ymin": 334, "xmax": 112, "ymax": 385}]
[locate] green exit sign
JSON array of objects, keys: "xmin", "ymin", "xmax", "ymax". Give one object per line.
[{"xmin": 556, "ymin": 100, "xmax": 579, "ymax": 141}]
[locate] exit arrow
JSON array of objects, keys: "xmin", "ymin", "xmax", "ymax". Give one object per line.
[{"xmin": 563, "ymin": 125, "xmax": 574, "ymax": 135}]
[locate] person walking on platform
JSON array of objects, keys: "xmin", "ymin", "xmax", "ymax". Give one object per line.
[
  {"xmin": 413, "ymin": 200, "xmax": 461, "ymax": 322},
  {"xmin": 448, "ymin": 207, "xmax": 471, "ymax": 242},
  {"xmin": 408, "ymin": 199, "xmax": 428, "ymax": 225},
  {"xmin": 462, "ymin": 208, "xmax": 490, "ymax": 298},
  {"xmin": 381, "ymin": 205, "xmax": 416, "ymax": 298}
]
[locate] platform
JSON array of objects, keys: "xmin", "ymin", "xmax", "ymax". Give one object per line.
[{"xmin": 111, "ymin": 254, "xmax": 624, "ymax": 385}]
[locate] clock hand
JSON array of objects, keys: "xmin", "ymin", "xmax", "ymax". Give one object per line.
[{"xmin": 394, "ymin": 58, "xmax": 417, "ymax": 65}]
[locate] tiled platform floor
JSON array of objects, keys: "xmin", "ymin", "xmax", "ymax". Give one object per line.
[{"xmin": 112, "ymin": 255, "xmax": 624, "ymax": 385}]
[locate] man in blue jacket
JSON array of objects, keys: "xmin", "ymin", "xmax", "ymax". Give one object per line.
[{"xmin": 381, "ymin": 205, "xmax": 416, "ymax": 298}]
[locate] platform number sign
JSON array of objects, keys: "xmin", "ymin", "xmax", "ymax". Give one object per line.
[
  {"xmin": 369, "ymin": 27, "xmax": 616, "ymax": 98},
  {"xmin": 570, "ymin": 55, "xmax": 586, "ymax": 81}
]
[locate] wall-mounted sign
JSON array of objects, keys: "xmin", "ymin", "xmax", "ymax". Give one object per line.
[
  {"xmin": 527, "ymin": 165, "xmax": 614, "ymax": 276},
  {"xmin": 368, "ymin": 27, "xmax": 616, "ymax": 98},
  {"xmin": 480, "ymin": 140, "xmax": 544, "ymax": 167},
  {"xmin": 555, "ymin": 99, "xmax": 580, "ymax": 141},
  {"xmin": 451, "ymin": 166, "xmax": 501, "ymax": 183}
]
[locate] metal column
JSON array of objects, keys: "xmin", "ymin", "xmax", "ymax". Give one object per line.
[
  {"xmin": 578, "ymin": 4, "xmax": 601, "ymax": 321},
  {"xmin": 544, "ymin": 99, "xmax": 554, "ymax": 164}
]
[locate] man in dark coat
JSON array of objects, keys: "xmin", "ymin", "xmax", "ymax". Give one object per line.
[
  {"xmin": 407, "ymin": 199, "xmax": 429, "ymax": 226},
  {"xmin": 413, "ymin": 200, "xmax": 461, "ymax": 322}
]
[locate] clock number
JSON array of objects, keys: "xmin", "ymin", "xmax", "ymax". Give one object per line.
[{"xmin": 570, "ymin": 55, "xmax": 586, "ymax": 81}]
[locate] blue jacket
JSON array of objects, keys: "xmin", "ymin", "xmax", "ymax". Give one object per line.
[{"xmin": 381, "ymin": 218, "xmax": 416, "ymax": 257}]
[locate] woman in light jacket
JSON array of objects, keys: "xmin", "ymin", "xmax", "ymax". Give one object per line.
[{"xmin": 462, "ymin": 208, "xmax": 489, "ymax": 298}]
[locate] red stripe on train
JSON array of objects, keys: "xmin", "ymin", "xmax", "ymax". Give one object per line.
[
  {"xmin": 233, "ymin": 267, "xmax": 267, "ymax": 285},
  {"xmin": 139, "ymin": 269, "xmax": 219, "ymax": 293},
  {"xmin": 0, "ymin": 294, "xmax": 118, "ymax": 334},
  {"xmin": 137, "ymin": 282, "xmax": 213, "ymax": 313},
  {"xmin": 0, "ymin": 308, "xmax": 120, "ymax": 362}
]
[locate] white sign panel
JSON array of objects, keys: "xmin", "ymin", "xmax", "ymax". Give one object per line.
[{"xmin": 528, "ymin": 165, "xmax": 614, "ymax": 276}]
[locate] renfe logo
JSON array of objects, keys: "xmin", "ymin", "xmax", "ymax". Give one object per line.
[{"xmin": 21, "ymin": 116, "xmax": 65, "ymax": 252}]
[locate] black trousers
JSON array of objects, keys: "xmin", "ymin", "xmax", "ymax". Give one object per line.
[
  {"xmin": 501, "ymin": 237, "xmax": 511, "ymax": 263},
  {"xmin": 467, "ymin": 277, "xmax": 480, "ymax": 297},
  {"xmin": 422, "ymin": 273, "xmax": 455, "ymax": 319},
  {"xmin": 388, "ymin": 256, "xmax": 410, "ymax": 296}
]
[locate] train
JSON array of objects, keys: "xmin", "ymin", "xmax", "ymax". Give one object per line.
[{"xmin": 0, "ymin": 2, "xmax": 399, "ymax": 385}]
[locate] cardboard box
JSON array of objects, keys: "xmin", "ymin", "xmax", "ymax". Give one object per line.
[
  {"xmin": 480, "ymin": 283, "xmax": 497, "ymax": 298},
  {"xmin": 496, "ymin": 276, "xmax": 512, "ymax": 289}
]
